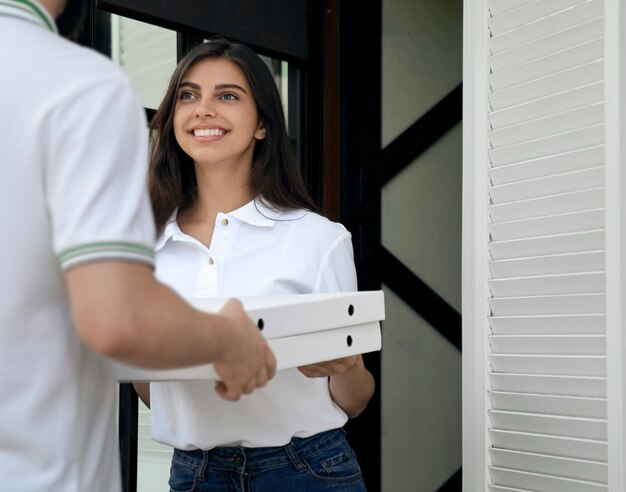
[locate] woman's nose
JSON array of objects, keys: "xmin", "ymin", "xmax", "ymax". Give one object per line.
[{"xmin": 194, "ymin": 100, "xmax": 216, "ymax": 118}]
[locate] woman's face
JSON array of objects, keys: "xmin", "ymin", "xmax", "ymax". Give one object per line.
[{"xmin": 173, "ymin": 57, "xmax": 266, "ymax": 170}]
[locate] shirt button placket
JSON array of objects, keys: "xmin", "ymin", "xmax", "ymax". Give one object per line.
[{"xmin": 197, "ymin": 252, "xmax": 218, "ymax": 297}]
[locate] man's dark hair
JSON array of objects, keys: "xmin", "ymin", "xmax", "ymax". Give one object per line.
[{"xmin": 56, "ymin": 0, "xmax": 88, "ymax": 41}]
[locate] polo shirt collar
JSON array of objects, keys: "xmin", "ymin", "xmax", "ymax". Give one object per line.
[
  {"xmin": 155, "ymin": 198, "xmax": 289, "ymax": 251},
  {"xmin": 229, "ymin": 198, "xmax": 284, "ymax": 227},
  {"xmin": 155, "ymin": 216, "xmax": 184, "ymax": 252},
  {"xmin": 0, "ymin": 0, "xmax": 58, "ymax": 33}
]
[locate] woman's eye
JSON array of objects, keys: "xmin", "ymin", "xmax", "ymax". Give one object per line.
[
  {"xmin": 179, "ymin": 91, "xmax": 196, "ymax": 100},
  {"xmin": 220, "ymin": 92, "xmax": 238, "ymax": 101}
]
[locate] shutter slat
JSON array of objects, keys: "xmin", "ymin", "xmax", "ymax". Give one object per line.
[
  {"xmin": 489, "ymin": 272, "xmax": 604, "ymax": 297},
  {"xmin": 488, "ymin": 210, "xmax": 604, "ymax": 241},
  {"xmin": 488, "ymin": 0, "xmax": 603, "ymax": 53},
  {"xmin": 489, "ymin": 373, "xmax": 606, "ymax": 398},
  {"xmin": 489, "ymin": 38, "xmax": 603, "ymax": 92},
  {"xmin": 488, "ymin": 103, "xmax": 603, "ymax": 148},
  {"xmin": 489, "ymin": 391, "xmax": 606, "ymax": 418},
  {"xmin": 489, "ymin": 467, "xmax": 608, "ymax": 491},
  {"xmin": 122, "ymin": 37, "xmax": 172, "ymax": 57},
  {"xmin": 489, "ymin": 354, "xmax": 606, "ymax": 376},
  {"xmin": 488, "ymin": 293, "xmax": 605, "ymax": 315},
  {"xmin": 489, "ymin": 251, "xmax": 605, "ymax": 278},
  {"xmin": 489, "ymin": 334, "xmax": 605, "ymax": 355},
  {"xmin": 489, "ymin": 314, "xmax": 605, "ymax": 334},
  {"xmin": 489, "ymin": 429, "xmax": 607, "ymax": 461},
  {"xmin": 488, "ymin": 82, "xmax": 604, "ymax": 129},
  {"xmin": 489, "ymin": 0, "xmax": 592, "ymax": 36},
  {"xmin": 489, "ymin": 168, "xmax": 604, "ymax": 204},
  {"xmin": 489, "ymin": 188, "xmax": 604, "ymax": 223},
  {"xmin": 489, "ymin": 60, "xmax": 603, "ymax": 111},
  {"xmin": 488, "ymin": 125, "xmax": 604, "ymax": 167},
  {"xmin": 489, "ymin": 410, "xmax": 606, "ymax": 440},
  {"xmin": 489, "ymin": 146, "xmax": 603, "ymax": 185},
  {"xmin": 489, "ymin": 18, "xmax": 603, "ymax": 72},
  {"xmin": 487, "ymin": 0, "xmax": 535, "ymax": 18},
  {"xmin": 489, "ymin": 448, "xmax": 608, "ymax": 483},
  {"xmin": 488, "ymin": 485, "xmax": 528, "ymax": 492},
  {"xmin": 489, "ymin": 230, "xmax": 604, "ymax": 260}
]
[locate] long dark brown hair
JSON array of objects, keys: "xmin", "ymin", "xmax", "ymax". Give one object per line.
[{"xmin": 148, "ymin": 37, "xmax": 320, "ymax": 232}]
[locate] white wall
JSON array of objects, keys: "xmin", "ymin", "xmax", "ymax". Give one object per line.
[
  {"xmin": 382, "ymin": 0, "xmax": 463, "ymax": 146},
  {"xmin": 381, "ymin": 0, "xmax": 463, "ymax": 490}
]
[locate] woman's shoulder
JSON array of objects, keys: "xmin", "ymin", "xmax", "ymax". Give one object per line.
[
  {"xmin": 280, "ymin": 208, "xmax": 350, "ymax": 242},
  {"xmin": 254, "ymin": 199, "xmax": 350, "ymax": 241}
]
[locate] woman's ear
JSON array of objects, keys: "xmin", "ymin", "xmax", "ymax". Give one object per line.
[{"xmin": 255, "ymin": 122, "xmax": 267, "ymax": 140}]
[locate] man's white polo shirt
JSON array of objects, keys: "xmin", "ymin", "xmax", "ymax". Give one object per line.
[
  {"xmin": 0, "ymin": 2, "xmax": 155, "ymax": 490},
  {"xmin": 150, "ymin": 199, "xmax": 357, "ymax": 450}
]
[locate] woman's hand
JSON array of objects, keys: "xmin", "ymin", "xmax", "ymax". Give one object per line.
[
  {"xmin": 298, "ymin": 356, "xmax": 359, "ymax": 378},
  {"xmin": 298, "ymin": 355, "xmax": 374, "ymax": 418}
]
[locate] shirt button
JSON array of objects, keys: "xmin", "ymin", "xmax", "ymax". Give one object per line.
[
  {"xmin": 208, "ymin": 257, "xmax": 214, "ymax": 265},
  {"xmin": 221, "ymin": 218, "xmax": 229, "ymax": 226}
]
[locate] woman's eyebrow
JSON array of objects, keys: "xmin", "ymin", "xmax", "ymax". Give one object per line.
[
  {"xmin": 215, "ymin": 83, "xmax": 248, "ymax": 94},
  {"xmin": 179, "ymin": 81, "xmax": 201, "ymax": 90}
]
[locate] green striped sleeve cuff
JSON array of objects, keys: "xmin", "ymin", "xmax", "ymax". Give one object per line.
[
  {"xmin": 0, "ymin": 0, "xmax": 57, "ymax": 32},
  {"xmin": 58, "ymin": 242, "xmax": 155, "ymax": 270}
]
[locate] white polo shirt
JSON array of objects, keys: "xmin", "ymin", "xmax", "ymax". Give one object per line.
[
  {"xmin": 0, "ymin": 2, "xmax": 155, "ymax": 491},
  {"xmin": 150, "ymin": 199, "xmax": 357, "ymax": 450}
]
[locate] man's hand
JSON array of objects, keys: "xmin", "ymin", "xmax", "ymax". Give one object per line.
[{"xmin": 212, "ymin": 299, "xmax": 277, "ymax": 401}]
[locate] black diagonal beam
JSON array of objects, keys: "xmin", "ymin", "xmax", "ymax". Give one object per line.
[
  {"xmin": 382, "ymin": 84, "xmax": 462, "ymax": 186},
  {"xmin": 437, "ymin": 467, "xmax": 462, "ymax": 492},
  {"xmin": 380, "ymin": 246, "xmax": 461, "ymax": 350}
]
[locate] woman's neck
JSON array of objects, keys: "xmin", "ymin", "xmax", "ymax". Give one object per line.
[{"xmin": 177, "ymin": 161, "xmax": 255, "ymax": 245}]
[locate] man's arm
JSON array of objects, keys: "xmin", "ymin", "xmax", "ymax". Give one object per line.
[{"xmin": 66, "ymin": 261, "xmax": 275, "ymax": 401}]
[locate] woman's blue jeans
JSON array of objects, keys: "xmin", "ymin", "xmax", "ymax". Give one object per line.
[{"xmin": 168, "ymin": 428, "xmax": 367, "ymax": 492}]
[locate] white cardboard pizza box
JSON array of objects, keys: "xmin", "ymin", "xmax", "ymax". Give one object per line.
[{"xmin": 114, "ymin": 290, "xmax": 384, "ymax": 382}]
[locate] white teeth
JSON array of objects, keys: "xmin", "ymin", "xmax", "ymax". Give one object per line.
[{"xmin": 193, "ymin": 128, "xmax": 224, "ymax": 137}]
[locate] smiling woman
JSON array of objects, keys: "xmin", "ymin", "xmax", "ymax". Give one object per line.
[
  {"xmin": 172, "ymin": 58, "xmax": 266, "ymax": 186},
  {"xmin": 147, "ymin": 38, "xmax": 318, "ymax": 235},
  {"xmin": 134, "ymin": 36, "xmax": 375, "ymax": 491}
]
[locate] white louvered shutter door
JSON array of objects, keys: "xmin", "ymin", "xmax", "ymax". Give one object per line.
[
  {"xmin": 488, "ymin": 0, "xmax": 608, "ymax": 492},
  {"xmin": 486, "ymin": 1, "xmax": 608, "ymax": 490},
  {"xmin": 474, "ymin": 0, "xmax": 610, "ymax": 490}
]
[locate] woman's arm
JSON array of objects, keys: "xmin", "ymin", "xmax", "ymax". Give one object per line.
[
  {"xmin": 133, "ymin": 382, "xmax": 150, "ymax": 408},
  {"xmin": 298, "ymin": 229, "xmax": 376, "ymax": 417}
]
